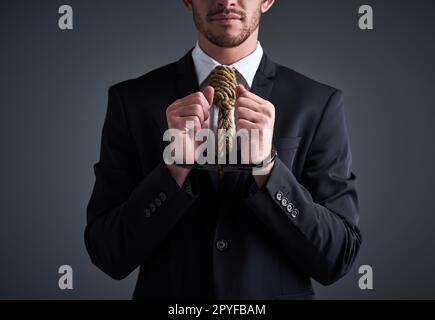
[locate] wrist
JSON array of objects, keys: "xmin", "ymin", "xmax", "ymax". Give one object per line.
[
  {"xmin": 252, "ymin": 162, "xmax": 274, "ymax": 188},
  {"xmin": 251, "ymin": 148, "xmax": 277, "ymax": 188},
  {"xmin": 166, "ymin": 163, "xmax": 191, "ymax": 188}
]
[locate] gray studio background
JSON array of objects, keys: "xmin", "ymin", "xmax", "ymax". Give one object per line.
[{"xmin": 1, "ymin": 0, "xmax": 434, "ymax": 299}]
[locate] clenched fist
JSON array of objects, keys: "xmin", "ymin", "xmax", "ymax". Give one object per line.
[
  {"xmin": 235, "ymin": 84, "xmax": 275, "ymax": 169},
  {"xmin": 164, "ymin": 86, "xmax": 214, "ymax": 186}
]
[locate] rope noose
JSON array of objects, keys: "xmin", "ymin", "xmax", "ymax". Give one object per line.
[{"xmin": 209, "ymin": 66, "xmax": 237, "ymax": 162}]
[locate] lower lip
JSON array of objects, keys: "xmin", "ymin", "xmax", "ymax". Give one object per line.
[{"xmin": 211, "ymin": 18, "xmax": 241, "ymax": 25}]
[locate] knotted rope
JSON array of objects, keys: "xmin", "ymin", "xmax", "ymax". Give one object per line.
[{"xmin": 208, "ymin": 66, "xmax": 238, "ymax": 161}]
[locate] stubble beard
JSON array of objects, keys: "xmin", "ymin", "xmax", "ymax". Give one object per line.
[{"xmin": 192, "ymin": 7, "xmax": 261, "ymax": 48}]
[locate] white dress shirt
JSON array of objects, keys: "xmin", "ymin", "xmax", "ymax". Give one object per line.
[{"xmin": 191, "ymin": 41, "xmax": 264, "ymax": 149}]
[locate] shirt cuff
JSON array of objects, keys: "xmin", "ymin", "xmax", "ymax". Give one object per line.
[{"xmin": 181, "ymin": 176, "xmax": 194, "ymax": 196}]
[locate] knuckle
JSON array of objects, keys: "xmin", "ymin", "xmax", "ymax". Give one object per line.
[
  {"xmin": 190, "ymin": 98, "xmax": 201, "ymax": 106},
  {"xmin": 166, "ymin": 104, "xmax": 173, "ymax": 114},
  {"xmin": 260, "ymin": 115, "xmax": 268, "ymax": 126},
  {"xmin": 238, "ymin": 97, "xmax": 247, "ymax": 104},
  {"xmin": 193, "ymin": 104, "xmax": 204, "ymax": 119},
  {"xmin": 190, "ymin": 115, "xmax": 200, "ymax": 124},
  {"xmin": 266, "ymin": 102, "xmax": 275, "ymax": 114},
  {"xmin": 193, "ymin": 92, "xmax": 203, "ymax": 100},
  {"xmin": 193, "ymin": 103, "xmax": 202, "ymax": 112}
]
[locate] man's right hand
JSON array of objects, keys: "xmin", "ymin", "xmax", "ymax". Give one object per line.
[{"xmin": 164, "ymin": 86, "xmax": 214, "ymax": 187}]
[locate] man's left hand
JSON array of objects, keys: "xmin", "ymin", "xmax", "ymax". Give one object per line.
[{"xmin": 235, "ymin": 84, "xmax": 275, "ymax": 184}]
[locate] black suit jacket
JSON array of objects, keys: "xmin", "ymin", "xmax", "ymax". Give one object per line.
[{"xmin": 85, "ymin": 48, "xmax": 362, "ymax": 300}]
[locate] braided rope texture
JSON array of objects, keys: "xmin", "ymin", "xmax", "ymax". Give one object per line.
[{"xmin": 208, "ymin": 66, "xmax": 238, "ymax": 160}]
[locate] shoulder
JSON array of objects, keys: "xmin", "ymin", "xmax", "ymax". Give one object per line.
[
  {"xmin": 269, "ymin": 60, "xmax": 345, "ymax": 127},
  {"xmin": 108, "ymin": 61, "xmax": 178, "ymax": 97},
  {"xmin": 274, "ymin": 62, "xmax": 339, "ymax": 99}
]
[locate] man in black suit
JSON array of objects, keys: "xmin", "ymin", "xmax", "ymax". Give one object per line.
[{"xmin": 85, "ymin": 0, "xmax": 361, "ymax": 300}]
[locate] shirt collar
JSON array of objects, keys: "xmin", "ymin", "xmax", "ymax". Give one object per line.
[{"xmin": 191, "ymin": 40, "xmax": 264, "ymax": 89}]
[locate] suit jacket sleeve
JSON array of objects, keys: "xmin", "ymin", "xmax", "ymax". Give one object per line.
[
  {"xmin": 244, "ymin": 89, "xmax": 362, "ymax": 285},
  {"xmin": 85, "ymin": 85, "xmax": 198, "ymax": 280}
]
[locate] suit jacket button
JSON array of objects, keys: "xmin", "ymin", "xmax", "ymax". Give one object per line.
[
  {"xmin": 155, "ymin": 198, "xmax": 162, "ymax": 207},
  {"xmin": 286, "ymin": 203, "xmax": 294, "ymax": 213},
  {"xmin": 216, "ymin": 239, "xmax": 228, "ymax": 252},
  {"xmin": 281, "ymin": 197, "xmax": 288, "ymax": 207},
  {"xmin": 275, "ymin": 192, "xmax": 283, "ymax": 201},
  {"xmin": 291, "ymin": 209, "xmax": 299, "ymax": 218},
  {"xmin": 159, "ymin": 192, "xmax": 167, "ymax": 202},
  {"xmin": 144, "ymin": 208, "xmax": 151, "ymax": 218},
  {"xmin": 149, "ymin": 203, "xmax": 156, "ymax": 213}
]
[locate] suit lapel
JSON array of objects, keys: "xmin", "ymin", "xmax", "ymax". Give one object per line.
[
  {"xmin": 175, "ymin": 48, "xmax": 200, "ymax": 99},
  {"xmin": 250, "ymin": 53, "xmax": 276, "ymax": 101}
]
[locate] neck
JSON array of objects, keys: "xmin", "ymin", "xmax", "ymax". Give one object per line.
[{"xmin": 198, "ymin": 29, "xmax": 259, "ymax": 65}]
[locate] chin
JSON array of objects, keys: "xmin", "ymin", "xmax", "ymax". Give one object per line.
[{"xmin": 213, "ymin": 31, "xmax": 243, "ymax": 41}]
